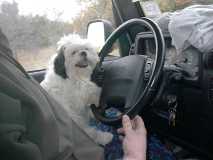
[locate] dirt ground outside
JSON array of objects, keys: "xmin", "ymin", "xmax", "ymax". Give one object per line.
[
  {"xmin": 16, "ymin": 45, "xmax": 120, "ymax": 71},
  {"xmin": 16, "ymin": 47, "xmax": 56, "ymax": 71}
]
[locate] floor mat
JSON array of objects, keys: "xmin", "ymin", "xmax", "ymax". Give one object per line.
[{"xmin": 90, "ymin": 119, "xmax": 175, "ymax": 160}]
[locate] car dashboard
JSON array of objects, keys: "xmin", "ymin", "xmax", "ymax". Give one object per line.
[
  {"xmin": 135, "ymin": 31, "xmax": 201, "ymax": 81},
  {"xmin": 134, "ymin": 31, "xmax": 213, "ymax": 159}
]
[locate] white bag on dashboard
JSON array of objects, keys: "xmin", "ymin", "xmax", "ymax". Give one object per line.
[
  {"xmin": 168, "ymin": 5, "xmax": 213, "ymax": 53},
  {"xmin": 156, "ymin": 12, "xmax": 173, "ymax": 34}
]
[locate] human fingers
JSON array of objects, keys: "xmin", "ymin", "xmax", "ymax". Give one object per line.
[
  {"xmin": 134, "ymin": 115, "xmax": 146, "ymax": 133},
  {"xmin": 131, "ymin": 119, "xmax": 136, "ymax": 129},
  {"xmin": 122, "ymin": 115, "xmax": 133, "ymax": 134},
  {"xmin": 119, "ymin": 135, "xmax": 124, "ymax": 141},
  {"xmin": 117, "ymin": 128, "xmax": 124, "ymax": 134},
  {"xmin": 119, "ymin": 120, "xmax": 135, "ymax": 131},
  {"xmin": 117, "ymin": 118, "xmax": 135, "ymax": 134}
]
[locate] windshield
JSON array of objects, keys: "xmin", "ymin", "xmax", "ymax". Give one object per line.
[
  {"xmin": 0, "ymin": 0, "xmax": 212, "ymax": 71},
  {"xmin": 0, "ymin": 0, "xmax": 113, "ymax": 71}
]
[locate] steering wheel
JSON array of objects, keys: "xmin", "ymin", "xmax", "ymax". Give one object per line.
[{"xmin": 91, "ymin": 18, "xmax": 166, "ymax": 126}]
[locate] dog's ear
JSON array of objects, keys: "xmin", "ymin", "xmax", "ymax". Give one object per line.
[{"xmin": 54, "ymin": 46, "xmax": 68, "ymax": 79}]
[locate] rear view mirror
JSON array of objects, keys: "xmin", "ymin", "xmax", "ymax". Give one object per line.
[{"xmin": 87, "ymin": 20, "xmax": 114, "ymax": 51}]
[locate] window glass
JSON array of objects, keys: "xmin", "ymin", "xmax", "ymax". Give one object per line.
[
  {"xmin": 108, "ymin": 42, "xmax": 120, "ymax": 57},
  {"xmin": 0, "ymin": 0, "xmax": 114, "ymax": 71}
]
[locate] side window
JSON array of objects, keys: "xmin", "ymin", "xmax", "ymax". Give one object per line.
[
  {"xmin": 108, "ymin": 42, "xmax": 120, "ymax": 57},
  {"xmin": 0, "ymin": 0, "xmax": 115, "ymax": 71}
]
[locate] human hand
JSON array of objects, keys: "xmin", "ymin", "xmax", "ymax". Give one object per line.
[{"xmin": 117, "ymin": 115, "xmax": 147, "ymax": 160}]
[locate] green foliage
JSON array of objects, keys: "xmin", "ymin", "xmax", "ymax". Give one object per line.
[
  {"xmin": 72, "ymin": 0, "xmax": 113, "ymax": 36},
  {"xmin": 0, "ymin": 1, "xmax": 73, "ymax": 52},
  {"xmin": 2, "ymin": 0, "xmax": 213, "ymax": 53},
  {"xmin": 1, "ymin": 1, "xmax": 18, "ymax": 17},
  {"xmin": 155, "ymin": 0, "xmax": 176, "ymax": 12}
]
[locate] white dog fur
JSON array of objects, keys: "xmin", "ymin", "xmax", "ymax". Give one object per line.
[{"xmin": 41, "ymin": 34, "xmax": 113, "ymax": 145}]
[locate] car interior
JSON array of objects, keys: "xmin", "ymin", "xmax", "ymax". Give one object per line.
[{"xmin": 28, "ymin": 0, "xmax": 213, "ymax": 159}]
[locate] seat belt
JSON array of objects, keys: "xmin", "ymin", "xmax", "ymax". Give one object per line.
[{"xmin": 0, "ymin": 44, "xmax": 31, "ymax": 79}]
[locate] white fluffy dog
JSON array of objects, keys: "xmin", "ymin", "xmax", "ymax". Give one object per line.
[{"xmin": 41, "ymin": 35, "xmax": 113, "ymax": 145}]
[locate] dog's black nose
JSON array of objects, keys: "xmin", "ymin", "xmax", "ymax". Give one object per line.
[{"xmin": 81, "ymin": 51, "xmax": 87, "ymax": 57}]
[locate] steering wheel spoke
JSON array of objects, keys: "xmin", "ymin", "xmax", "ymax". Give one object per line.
[{"xmin": 144, "ymin": 58, "xmax": 154, "ymax": 82}]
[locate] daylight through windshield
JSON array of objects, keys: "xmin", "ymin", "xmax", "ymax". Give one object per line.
[{"xmin": 0, "ymin": 0, "xmax": 212, "ymax": 70}]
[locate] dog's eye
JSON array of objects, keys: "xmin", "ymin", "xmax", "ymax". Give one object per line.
[{"xmin": 72, "ymin": 51, "xmax": 77, "ymax": 55}]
